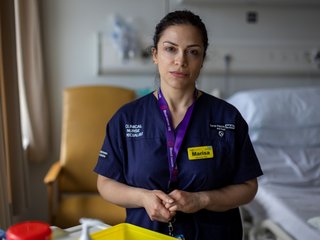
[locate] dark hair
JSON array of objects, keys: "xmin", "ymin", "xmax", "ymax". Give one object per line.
[{"xmin": 153, "ymin": 10, "xmax": 209, "ymax": 59}]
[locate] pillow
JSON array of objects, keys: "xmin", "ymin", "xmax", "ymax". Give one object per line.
[{"xmin": 227, "ymin": 87, "xmax": 320, "ymax": 129}]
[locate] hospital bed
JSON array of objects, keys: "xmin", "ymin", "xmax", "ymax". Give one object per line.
[{"xmin": 227, "ymin": 86, "xmax": 320, "ymax": 240}]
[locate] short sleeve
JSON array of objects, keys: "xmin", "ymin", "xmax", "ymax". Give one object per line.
[
  {"xmin": 232, "ymin": 112, "xmax": 263, "ymax": 184},
  {"xmin": 93, "ymin": 114, "xmax": 126, "ymax": 183}
]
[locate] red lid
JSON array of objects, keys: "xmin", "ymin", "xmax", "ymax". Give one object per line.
[{"xmin": 6, "ymin": 221, "xmax": 51, "ymax": 240}]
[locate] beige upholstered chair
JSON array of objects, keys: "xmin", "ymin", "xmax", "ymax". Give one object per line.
[{"xmin": 44, "ymin": 86, "xmax": 135, "ymax": 228}]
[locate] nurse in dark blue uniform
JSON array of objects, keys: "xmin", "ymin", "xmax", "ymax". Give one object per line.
[{"xmin": 94, "ymin": 10, "xmax": 263, "ymax": 240}]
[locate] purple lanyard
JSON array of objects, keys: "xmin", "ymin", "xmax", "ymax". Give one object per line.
[{"xmin": 157, "ymin": 88, "xmax": 197, "ymax": 188}]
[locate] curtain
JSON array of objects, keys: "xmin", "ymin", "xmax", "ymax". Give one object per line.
[
  {"xmin": 15, "ymin": 0, "xmax": 50, "ymax": 163},
  {"xmin": 0, "ymin": 0, "xmax": 28, "ymax": 228},
  {"xmin": 0, "ymin": 23, "xmax": 12, "ymax": 229},
  {"xmin": 0, "ymin": 115, "xmax": 12, "ymax": 229}
]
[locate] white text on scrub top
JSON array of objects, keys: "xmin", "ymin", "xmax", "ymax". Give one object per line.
[{"xmin": 125, "ymin": 124, "xmax": 143, "ymax": 137}]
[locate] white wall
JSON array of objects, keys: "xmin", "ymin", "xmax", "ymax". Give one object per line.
[
  {"xmin": 170, "ymin": 0, "xmax": 320, "ymax": 97},
  {"xmin": 30, "ymin": 0, "xmax": 320, "ymax": 222},
  {"xmin": 41, "ymin": 0, "xmax": 168, "ymax": 163}
]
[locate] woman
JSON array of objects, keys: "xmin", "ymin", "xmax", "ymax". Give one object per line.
[{"xmin": 94, "ymin": 10, "xmax": 263, "ymax": 239}]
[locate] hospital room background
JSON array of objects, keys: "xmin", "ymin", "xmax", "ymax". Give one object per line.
[{"xmin": 1, "ymin": 0, "xmax": 320, "ymax": 239}]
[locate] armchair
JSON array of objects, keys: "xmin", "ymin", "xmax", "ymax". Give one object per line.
[{"xmin": 44, "ymin": 86, "xmax": 135, "ymax": 228}]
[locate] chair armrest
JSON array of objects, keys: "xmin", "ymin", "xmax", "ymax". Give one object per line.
[
  {"xmin": 44, "ymin": 161, "xmax": 62, "ymax": 224},
  {"xmin": 44, "ymin": 161, "xmax": 62, "ymax": 184}
]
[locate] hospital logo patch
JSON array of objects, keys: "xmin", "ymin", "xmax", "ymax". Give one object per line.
[
  {"xmin": 210, "ymin": 123, "xmax": 235, "ymax": 137},
  {"xmin": 218, "ymin": 131, "xmax": 224, "ymax": 137},
  {"xmin": 125, "ymin": 124, "xmax": 143, "ymax": 138}
]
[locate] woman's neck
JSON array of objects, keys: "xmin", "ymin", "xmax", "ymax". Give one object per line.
[
  {"xmin": 160, "ymin": 85, "xmax": 195, "ymax": 110},
  {"xmin": 158, "ymin": 84, "xmax": 196, "ymax": 128}
]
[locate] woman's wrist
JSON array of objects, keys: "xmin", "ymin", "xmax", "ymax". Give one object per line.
[
  {"xmin": 197, "ymin": 191, "xmax": 211, "ymax": 210},
  {"xmin": 135, "ymin": 188, "xmax": 150, "ymax": 208}
]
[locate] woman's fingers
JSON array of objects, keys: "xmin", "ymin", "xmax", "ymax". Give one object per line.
[
  {"xmin": 143, "ymin": 190, "xmax": 175, "ymax": 222},
  {"xmin": 168, "ymin": 190, "xmax": 203, "ymax": 213},
  {"xmin": 154, "ymin": 190, "xmax": 174, "ymax": 204}
]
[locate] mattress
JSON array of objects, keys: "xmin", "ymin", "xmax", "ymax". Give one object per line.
[
  {"xmin": 246, "ymin": 145, "xmax": 320, "ymax": 240},
  {"xmin": 226, "ymin": 87, "xmax": 320, "ymax": 240}
]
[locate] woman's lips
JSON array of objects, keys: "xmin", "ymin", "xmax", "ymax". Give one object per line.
[{"xmin": 170, "ymin": 71, "xmax": 189, "ymax": 78}]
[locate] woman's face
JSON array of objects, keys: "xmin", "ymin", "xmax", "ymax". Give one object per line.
[{"xmin": 152, "ymin": 24, "xmax": 205, "ymax": 91}]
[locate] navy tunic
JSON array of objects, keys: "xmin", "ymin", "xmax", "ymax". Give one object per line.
[{"xmin": 94, "ymin": 91, "xmax": 263, "ymax": 239}]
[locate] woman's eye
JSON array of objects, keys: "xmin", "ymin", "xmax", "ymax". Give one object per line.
[
  {"xmin": 165, "ymin": 46, "xmax": 176, "ymax": 53},
  {"xmin": 187, "ymin": 49, "xmax": 199, "ymax": 56}
]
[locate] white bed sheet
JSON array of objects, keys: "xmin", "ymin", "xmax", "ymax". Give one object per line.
[
  {"xmin": 227, "ymin": 87, "xmax": 320, "ymax": 239},
  {"xmin": 256, "ymin": 145, "xmax": 320, "ymax": 187},
  {"xmin": 246, "ymin": 145, "xmax": 320, "ymax": 240}
]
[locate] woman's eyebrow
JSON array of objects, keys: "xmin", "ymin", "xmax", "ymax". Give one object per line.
[
  {"xmin": 163, "ymin": 41, "xmax": 178, "ymax": 46},
  {"xmin": 163, "ymin": 41, "xmax": 201, "ymax": 48}
]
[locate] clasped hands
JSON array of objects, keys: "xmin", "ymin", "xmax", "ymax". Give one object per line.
[{"xmin": 142, "ymin": 189, "xmax": 205, "ymax": 223}]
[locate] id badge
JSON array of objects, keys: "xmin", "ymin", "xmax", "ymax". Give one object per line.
[{"xmin": 187, "ymin": 146, "xmax": 214, "ymax": 160}]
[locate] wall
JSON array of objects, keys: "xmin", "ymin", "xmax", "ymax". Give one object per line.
[
  {"xmin": 41, "ymin": 0, "xmax": 168, "ymax": 162},
  {"xmin": 30, "ymin": 0, "xmax": 320, "ymax": 222},
  {"xmin": 170, "ymin": 0, "xmax": 320, "ymax": 96}
]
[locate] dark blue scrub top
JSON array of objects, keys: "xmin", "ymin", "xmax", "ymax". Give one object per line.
[{"xmin": 94, "ymin": 91, "xmax": 263, "ymax": 240}]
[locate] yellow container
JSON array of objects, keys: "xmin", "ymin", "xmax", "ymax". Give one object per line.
[{"xmin": 91, "ymin": 223, "xmax": 177, "ymax": 240}]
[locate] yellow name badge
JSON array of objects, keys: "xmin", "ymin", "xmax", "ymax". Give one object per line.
[{"xmin": 187, "ymin": 146, "xmax": 214, "ymax": 160}]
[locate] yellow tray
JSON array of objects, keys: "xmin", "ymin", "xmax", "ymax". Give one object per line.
[{"xmin": 91, "ymin": 223, "xmax": 177, "ymax": 240}]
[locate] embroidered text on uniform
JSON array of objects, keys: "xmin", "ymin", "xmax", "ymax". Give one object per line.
[
  {"xmin": 125, "ymin": 124, "xmax": 144, "ymax": 137},
  {"xmin": 210, "ymin": 123, "xmax": 235, "ymax": 131}
]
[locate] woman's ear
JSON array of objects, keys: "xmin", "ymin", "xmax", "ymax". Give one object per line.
[{"xmin": 152, "ymin": 47, "xmax": 158, "ymax": 64}]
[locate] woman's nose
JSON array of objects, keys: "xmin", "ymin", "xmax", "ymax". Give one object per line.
[{"xmin": 174, "ymin": 52, "xmax": 187, "ymax": 67}]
